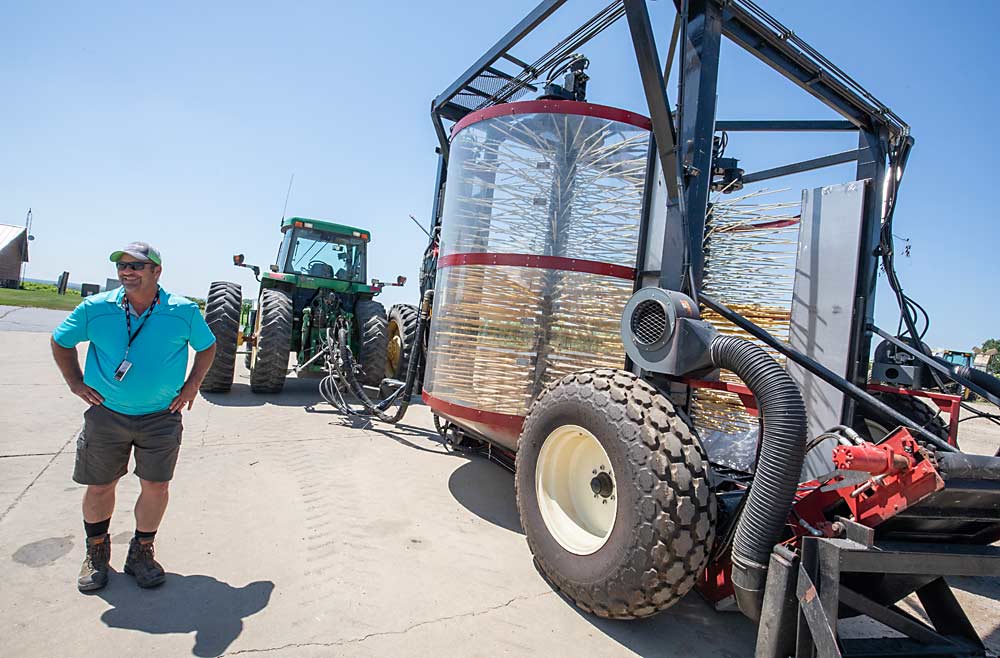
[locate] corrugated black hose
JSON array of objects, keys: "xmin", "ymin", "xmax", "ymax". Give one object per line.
[
  {"xmin": 947, "ymin": 363, "xmax": 1000, "ymax": 402},
  {"xmin": 710, "ymin": 335, "xmax": 808, "ymax": 622}
]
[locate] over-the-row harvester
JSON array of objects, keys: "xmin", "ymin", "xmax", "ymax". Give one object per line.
[{"xmin": 386, "ymin": 1, "xmax": 999, "ymax": 656}]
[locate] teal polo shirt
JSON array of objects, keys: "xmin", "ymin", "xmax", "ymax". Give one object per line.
[{"xmin": 52, "ymin": 286, "xmax": 216, "ymax": 415}]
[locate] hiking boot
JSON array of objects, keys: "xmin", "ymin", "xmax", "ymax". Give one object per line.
[
  {"xmin": 124, "ymin": 537, "xmax": 166, "ymax": 588},
  {"xmin": 78, "ymin": 534, "xmax": 111, "ymax": 592}
]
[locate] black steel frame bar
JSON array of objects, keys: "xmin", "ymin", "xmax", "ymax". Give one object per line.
[
  {"xmin": 870, "ymin": 325, "xmax": 1000, "ymax": 407},
  {"xmin": 718, "ymin": 1, "xmax": 905, "ymax": 137},
  {"xmin": 741, "ymin": 148, "xmax": 864, "ymax": 184},
  {"xmin": 674, "ymin": 0, "xmax": 723, "ymax": 293},
  {"xmin": 699, "ymin": 292, "xmax": 957, "ymax": 452},
  {"xmin": 839, "ymin": 131, "xmax": 886, "ymax": 430},
  {"xmin": 622, "ymin": 0, "xmax": 687, "ymax": 292},
  {"xmin": 432, "ymin": 0, "xmax": 567, "ymax": 113},
  {"xmin": 850, "ymin": 542, "xmax": 1000, "ymax": 575},
  {"xmin": 715, "ymin": 120, "xmax": 856, "ymax": 132},
  {"xmin": 837, "ymin": 584, "xmax": 959, "ymax": 648},
  {"xmin": 430, "ymin": 0, "xmax": 569, "ymax": 156},
  {"xmin": 791, "ymin": 535, "xmax": 995, "ymax": 657}
]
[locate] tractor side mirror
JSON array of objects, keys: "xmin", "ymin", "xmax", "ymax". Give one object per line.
[{"xmin": 233, "ymin": 254, "xmax": 245, "ymax": 266}]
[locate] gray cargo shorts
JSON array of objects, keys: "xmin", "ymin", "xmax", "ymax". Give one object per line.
[{"xmin": 73, "ymin": 404, "xmax": 183, "ymax": 485}]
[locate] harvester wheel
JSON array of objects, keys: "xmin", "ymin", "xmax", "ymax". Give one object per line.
[
  {"xmin": 200, "ymin": 281, "xmax": 242, "ymax": 392},
  {"xmin": 515, "ymin": 368, "xmax": 716, "ymax": 620},
  {"xmin": 355, "ymin": 299, "xmax": 388, "ymax": 388},
  {"xmin": 853, "ymin": 391, "xmax": 951, "ymax": 453},
  {"xmin": 249, "ymin": 288, "xmax": 293, "ymax": 393},
  {"xmin": 385, "ymin": 304, "xmax": 419, "ymax": 379}
]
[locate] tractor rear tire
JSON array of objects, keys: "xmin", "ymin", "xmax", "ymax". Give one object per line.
[
  {"xmin": 853, "ymin": 391, "xmax": 952, "ymax": 454},
  {"xmin": 250, "ymin": 288, "xmax": 293, "ymax": 394},
  {"xmin": 355, "ymin": 299, "xmax": 388, "ymax": 388},
  {"xmin": 515, "ymin": 369, "xmax": 717, "ymax": 620},
  {"xmin": 385, "ymin": 304, "xmax": 419, "ymax": 380},
  {"xmin": 200, "ymin": 281, "xmax": 242, "ymax": 393}
]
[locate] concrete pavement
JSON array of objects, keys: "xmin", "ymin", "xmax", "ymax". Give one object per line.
[
  {"xmin": 0, "ymin": 305, "xmax": 70, "ymax": 333},
  {"xmin": 1, "ymin": 330, "xmax": 997, "ymax": 656}
]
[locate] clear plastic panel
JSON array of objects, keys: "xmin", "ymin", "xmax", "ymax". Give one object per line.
[
  {"xmin": 440, "ymin": 112, "xmax": 649, "ymax": 265},
  {"xmin": 424, "ymin": 265, "xmax": 634, "ymax": 418},
  {"xmin": 425, "ymin": 109, "xmax": 649, "ymax": 432}
]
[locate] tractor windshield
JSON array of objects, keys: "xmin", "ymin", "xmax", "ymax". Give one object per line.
[{"xmin": 283, "ymin": 228, "xmax": 367, "ymax": 283}]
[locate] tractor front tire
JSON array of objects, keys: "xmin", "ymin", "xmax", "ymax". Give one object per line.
[
  {"xmin": 515, "ymin": 369, "xmax": 716, "ymax": 620},
  {"xmin": 385, "ymin": 304, "xmax": 419, "ymax": 380},
  {"xmin": 249, "ymin": 288, "xmax": 293, "ymax": 394},
  {"xmin": 355, "ymin": 299, "xmax": 388, "ymax": 388},
  {"xmin": 200, "ymin": 281, "xmax": 242, "ymax": 393}
]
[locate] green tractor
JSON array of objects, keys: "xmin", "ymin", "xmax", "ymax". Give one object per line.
[{"xmin": 199, "ymin": 217, "xmax": 419, "ymax": 394}]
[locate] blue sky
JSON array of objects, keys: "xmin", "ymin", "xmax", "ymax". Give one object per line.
[{"xmin": 2, "ymin": 1, "xmax": 996, "ymax": 351}]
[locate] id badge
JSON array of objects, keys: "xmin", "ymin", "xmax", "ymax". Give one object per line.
[{"xmin": 114, "ymin": 359, "xmax": 133, "ymax": 382}]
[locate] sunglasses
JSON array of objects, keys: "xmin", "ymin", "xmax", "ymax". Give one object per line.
[{"xmin": 116, "ymin": 262, "xmax": 150, "ymax": 271}]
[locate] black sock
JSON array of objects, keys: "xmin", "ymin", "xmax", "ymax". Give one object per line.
[
  {"xmin": 135, "ymin": 529, "xmax": 157, "ymax": 542},
  {"xmin": 84, "ymin": 518, "xmax": 111, "ymax": 538}
]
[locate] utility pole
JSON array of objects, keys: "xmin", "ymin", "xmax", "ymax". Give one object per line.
[{"xmin": 20, "ymin": 208, "xmax": 33, "ymax": 286}]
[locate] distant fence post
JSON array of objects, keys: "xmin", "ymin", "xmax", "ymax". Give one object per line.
[{"xmin": 56, "ymin": 272, "xmax": 70, "ymax": 295}]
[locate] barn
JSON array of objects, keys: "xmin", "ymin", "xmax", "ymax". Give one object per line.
[{"xmin": 0, "ymin": 224, "xmax": 29, "ymax": 288}]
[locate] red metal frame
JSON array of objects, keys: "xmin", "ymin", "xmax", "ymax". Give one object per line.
[
  {"xmin": 684, "ymin": 379, "xmax": 962, "ymax": 445},
  {"xmin": 437, "ymin": 252, "xmax": 636, "ymax": 281},
  {"xmin": 866, "ymin": 383, "xmax": 961, "ymax": 446},
  {"xmin": 422, "ymin": 392, "xmax": 525, "ymax": 445},
  {"xmin": 685, "ymin": 378, "xmax": 759, "ymax": 416},
  {"xmin": 451, "ymin": 99, "xmax": 653, "ymax": 137}
]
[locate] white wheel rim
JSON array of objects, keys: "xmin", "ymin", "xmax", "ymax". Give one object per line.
[{"xmin": 535, "ymin": 425, "xmax": 617, "ymax": 555}]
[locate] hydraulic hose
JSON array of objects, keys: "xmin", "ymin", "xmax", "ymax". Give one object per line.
[
  {"xmin": 946, "ymin": 362, "xmax": 1000, "ymax": 402},
  {"xmin": 335, "ymin": 289, "xmax": 432, "ymax": 424},
  {"xmin": 709, "ymin": 335, "xmax": 808, "ymax": 622}
]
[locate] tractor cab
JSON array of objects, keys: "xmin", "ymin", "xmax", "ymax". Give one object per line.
[{"xmin": 277, "ymin": 217, "xmax": 369, "ymax": 283}]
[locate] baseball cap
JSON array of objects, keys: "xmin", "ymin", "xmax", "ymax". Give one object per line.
[{"xmin": 109, "ymin": 241, "xmax": 162, "ymax": 265}]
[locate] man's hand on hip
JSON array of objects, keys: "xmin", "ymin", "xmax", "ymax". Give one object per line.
[
  {"xmin": 168, "ymin": 382, "xmax": 199, "ymax": 413},
  {"xmin": 69, "ymin": 380, "xmax": 104, "ymax": 406}
]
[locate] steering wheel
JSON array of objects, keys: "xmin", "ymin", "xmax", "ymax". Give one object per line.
[{"xmin": 307, "ymin": 260, "xmax": 328, "ymax": 270}]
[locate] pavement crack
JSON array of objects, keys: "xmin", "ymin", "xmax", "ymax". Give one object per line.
[
  {"xmin": 221, "ymin": 591, "xmax": 553, "ymax": 655},
  {"xmin": 0, "ymin": 427, "xmax": 76, "ymax": 523},
  {"xmin": 0, "ymin": 307, "xmax": 23, "ymax": 320}
]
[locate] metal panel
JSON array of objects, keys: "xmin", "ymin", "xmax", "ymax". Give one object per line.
[{"xmin": 788, "ymin": 181, "xmax": 867, "ymax": 478}]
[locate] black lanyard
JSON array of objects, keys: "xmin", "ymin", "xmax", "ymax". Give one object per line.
[{"xmin": 123, "ymin": 290, "xmax": 159, "ymax": 356}]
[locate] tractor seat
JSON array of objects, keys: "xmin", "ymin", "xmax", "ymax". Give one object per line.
[{"xmin": 309, "ymin": 262, "xmax": 335, "ymax": 278}]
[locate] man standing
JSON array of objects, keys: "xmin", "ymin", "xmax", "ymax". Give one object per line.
[{"xmin": 50, "ymin": 242, "xmax": 217, "ymax": 592}]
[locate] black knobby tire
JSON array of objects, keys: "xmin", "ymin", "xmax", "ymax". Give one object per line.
[
  {"xmin": 250, "ymin": 288, "xmax": 293, "ymax": 393},
  {"xmin": 355, "ymin": 299, "xmax": 388, "ymax": 388},
  {"xmin": 515, "ymin": 368, "xmax": 717, "ymax": 620},
  {"xmin": 853, "ymin": 391, "xmax": 951, "ymax": 454},
  {"xmin": 200, "ymin": 281, "xmax": 242, "ymax": 392},
  {"xmin": 385, "ymin": 304, "xmax": 419, "ymax": 379}
]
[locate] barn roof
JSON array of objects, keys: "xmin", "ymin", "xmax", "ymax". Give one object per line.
[{"xmin": 0, "ymin": 224, "xmax": 28, "ymax": 262}]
